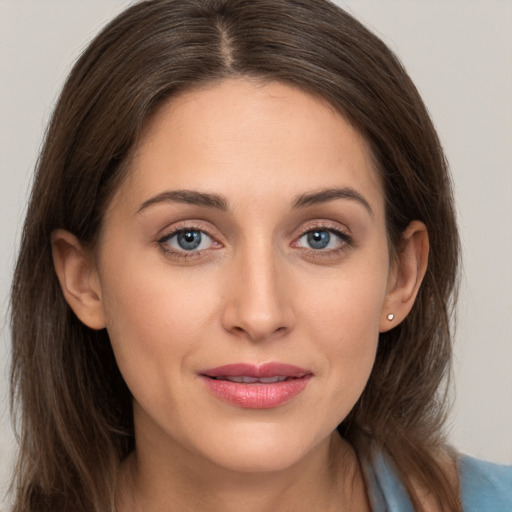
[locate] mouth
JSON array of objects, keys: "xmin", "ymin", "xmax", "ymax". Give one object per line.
[
  {"xmin": 208, "ymin": 375, "xmax": 292, "ymax": 383},
  {"xmin": 200, "ymin": 363, "xmax": 313, "ymax": 409}
]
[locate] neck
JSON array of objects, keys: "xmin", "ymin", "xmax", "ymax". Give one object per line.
[{"xmin": 117, "ymin": 431, "xmax": 371, "ymax": 512}]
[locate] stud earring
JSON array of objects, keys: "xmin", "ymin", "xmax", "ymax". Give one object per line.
[{"xmin": 387, "ymin": 314, "xmax": 394, "ymax": 321}]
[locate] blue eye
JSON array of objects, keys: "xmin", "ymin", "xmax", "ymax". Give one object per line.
[
  {"xmin": 161, "ymin": 229, "xmax": 213, "ymax": 252},
  {"xmin": 297, "ymin": 229, "xmax": 347, "ymax": 250},
  {"xmin": 306, "ymin": 230, "xmax": 330, "ymax": 249}
]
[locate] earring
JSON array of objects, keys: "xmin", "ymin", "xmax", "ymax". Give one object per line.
[{"xmin": 387, "ymin": 314, "xmax": 394, "ymax": 321}]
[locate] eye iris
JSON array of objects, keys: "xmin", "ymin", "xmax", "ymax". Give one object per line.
[
  {"xmin": 177, "ymin": 230, "xmax": 202, "ymax": 250},
  {"xmin": 307, "ymin": 230, "xmax": 330, "ymax": 249}
]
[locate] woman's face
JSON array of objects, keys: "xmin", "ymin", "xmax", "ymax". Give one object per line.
[{"xmin": 93, "ymin": 79, "xmax": 394, "ymax": 473}]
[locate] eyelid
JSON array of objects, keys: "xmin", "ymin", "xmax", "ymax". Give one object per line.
[
  {"xmin": 293, "ymin": 220, "xmax": 351, "ymax": 241},
  {"xmin": 290, "ymin": 220, "xmax": 353, "ymax": 254},
  {"xmin": 156, "ymin": 219, "xmax": 221, "ymax": 242},
  {"xmin": 154, "ymin": 219, "xmax": 353, "ymax": 261},
  {"xmin": 160, "ymin": 229, "xmax": 213, "ymax": 251},
  {"xmin": 156, "ymin": 221, "xmax": 224, "ymax": 258}
]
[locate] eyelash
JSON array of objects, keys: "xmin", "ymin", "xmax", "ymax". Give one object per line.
[
  {"xmin": 156, "ymin": 222, "xmax": 353, "ymax": 260},
  {"xmin": 292, "ymin": 223, "xmax": 353, "ymax": 259},
  {"xmin": 156, "ymin": 222, "xmax": 220, "ymax": 260}
]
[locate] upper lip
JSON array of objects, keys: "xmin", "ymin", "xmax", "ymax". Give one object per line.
[{"xmin": 200, "ymin": 363, "xmax": 311, "ymax": 379}]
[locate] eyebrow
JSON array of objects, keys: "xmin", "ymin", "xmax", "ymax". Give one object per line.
[
  {"xmin": 292, "ymin": 187, "xmax": 373, "ymax": 216},
  {"xmin": 136, "ymin": 186, "xmax": 373, "ymax": 216},
  {"xmin": 137, "ymin": 189, "xmax": 228, "ymax": 213}
]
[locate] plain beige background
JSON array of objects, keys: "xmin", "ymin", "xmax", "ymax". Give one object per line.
[{"xmin": 1, "ymin": 0, "xmax": 511, "ymax": 506}]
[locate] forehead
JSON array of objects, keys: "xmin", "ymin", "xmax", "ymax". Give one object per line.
[{"xmin": 113, "ymin": 78, "xmax": 384, "ymax": 215}]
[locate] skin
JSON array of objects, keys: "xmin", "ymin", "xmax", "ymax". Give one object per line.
[{"xmin": 52, "ymin": 78, "xmax": 429, "ymax": 511}]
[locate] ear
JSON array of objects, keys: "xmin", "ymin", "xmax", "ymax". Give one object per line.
[
  {"xmin": 379, "ymin": 221, "xmax": 429, "ymax": 332},
  {"xmin": 51, "ymin": 229, "xmax": 106, "ymax": 330}
]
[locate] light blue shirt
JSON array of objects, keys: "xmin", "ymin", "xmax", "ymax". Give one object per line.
[{"xmin": 361, "ymin": 449, "xmax": 512, "ymax": 511}]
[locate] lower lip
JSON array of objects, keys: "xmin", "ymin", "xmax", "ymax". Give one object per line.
[{"xmin": 200, "ymin": 375, "xmax": 312, "ymax": 409}]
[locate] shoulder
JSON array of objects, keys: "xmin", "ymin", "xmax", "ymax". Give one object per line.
[
  {"xmin": 458, "ymin": 455, "xmax": 512, "ymax": 511},
  {"xmin": 361, "ymin": 447, "xmax": 512, "ymax": 512}
]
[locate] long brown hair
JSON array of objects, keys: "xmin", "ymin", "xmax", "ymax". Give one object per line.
[{"xmin": 10, "ymin": 0, "xmax": 460, "ymax": 510}]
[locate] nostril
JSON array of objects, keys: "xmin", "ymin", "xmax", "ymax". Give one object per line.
[{"xmin": 220, "ymin": 284, "xmax": 295, "ymax": 341}]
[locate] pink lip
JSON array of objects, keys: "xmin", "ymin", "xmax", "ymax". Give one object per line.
[{"xmin": 200, "ymin": 363, "xmax": 312, "ymax": 409}]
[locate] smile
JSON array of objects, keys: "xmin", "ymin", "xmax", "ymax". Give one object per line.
[{"xmin": 200, "ymin": 363, "xmax": 313, "ymax": 409}]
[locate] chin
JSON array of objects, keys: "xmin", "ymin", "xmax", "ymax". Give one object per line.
[
  {"xmin": 191, "ymin": 423, "xmax": 327, "ymax": 474},
  {"xmin": 207, "ymin": 446, "xmax": 308, "ymax": 474}
]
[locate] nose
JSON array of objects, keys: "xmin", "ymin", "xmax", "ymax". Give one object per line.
[{"xmin": 221, "ymin": 244, "xmax": 295, "ymax": 342}]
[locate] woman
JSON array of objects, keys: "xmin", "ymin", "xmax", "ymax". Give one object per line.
[{"xmin": 9, "ymin": 0, "xmax": 511, "ymax": 511}]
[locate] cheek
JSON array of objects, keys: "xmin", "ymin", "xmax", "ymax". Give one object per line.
[
  {"xmin": 98, "ymin": 256, "xmax": 220, "ymax": 391},
  {"xmin": 296, "ymin": 261, "xmax": 387, "ymax": 418},
  {"xmin": 299, "ymin": 255, "xmax": 388, "ymax": 346}
]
